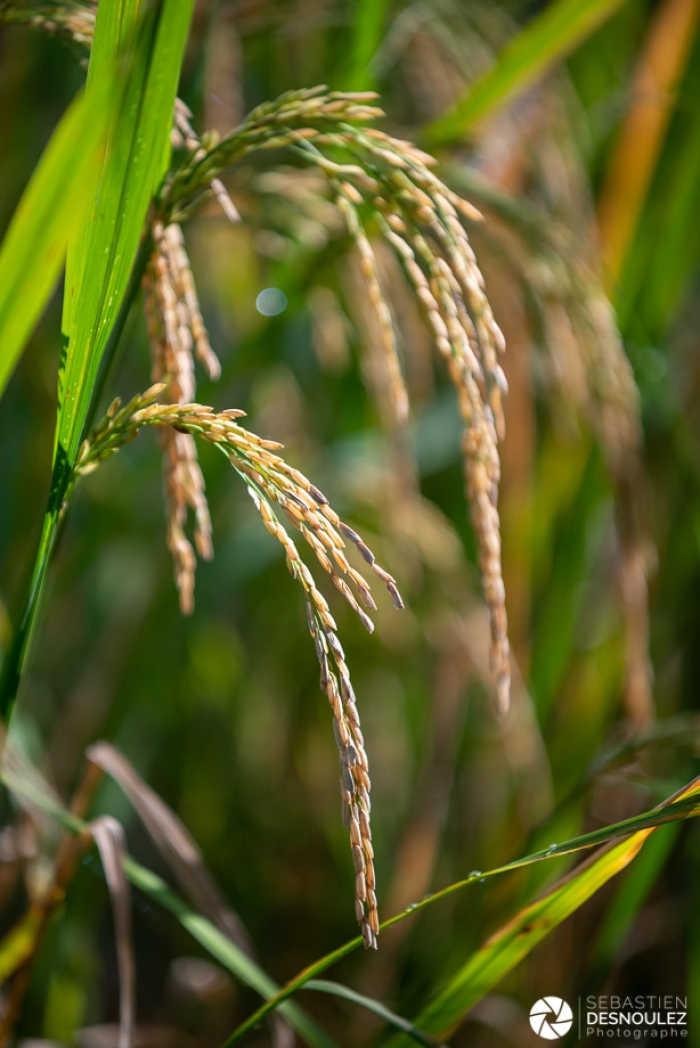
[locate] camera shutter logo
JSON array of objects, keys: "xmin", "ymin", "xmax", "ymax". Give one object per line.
[{"xmin": 529, "ymin": 997, "xmax": 574, "ymax": 1039}]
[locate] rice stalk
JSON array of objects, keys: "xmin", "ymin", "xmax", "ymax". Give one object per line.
[
  {"xmin": 74, "ymin": 386, "xmax": 404, "ymax": 946},
  {"xmin": 0, "ymin": 0, "xmax": 513, "ymax": 702},
  {"xmin": 449, "ymin": 146, "xmax": 650, "ymax": 724},
  {"xmin": 143, "ymin": 220, "xmax": 221, "ymax": 613},
  {"xmin": 162, "ymin": 85, "xmax": 511, "ymax": 711}
]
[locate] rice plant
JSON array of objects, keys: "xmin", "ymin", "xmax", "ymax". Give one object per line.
[{"xmin": 1, "ymin": 0, "xmax": 699, "ymax": 1043}]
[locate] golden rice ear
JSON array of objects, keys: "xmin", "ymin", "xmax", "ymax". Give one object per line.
[
  {"xmin": 76, "ymin": 393, "xmax": 405, "ymax": 946},
  {"xmin": 156, "ymin": 86, "xmax": 510, "ymax": 708},
  {"xmin": 143, "ymin": 221, "xmax": 219, "ymax": 613},
  {"xmin": 322, "ymin": 142, "xmax": 508, "ymax": 709},
  {"xmin": 336, "ymin": 189, "xmax": 409, "ymax": 425}
]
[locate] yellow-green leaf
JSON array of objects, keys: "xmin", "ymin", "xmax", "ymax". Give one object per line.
[
  {"xmin": 0, "ymin": 83, "xmax": 114, "ymax": 401},
  {"xmin": 423, "ymin": 0, "xmax": 628, "ymax": 147},
  {"xmin": 383, "ymin": 776, "xmax": 700, "ymax": 1045}
]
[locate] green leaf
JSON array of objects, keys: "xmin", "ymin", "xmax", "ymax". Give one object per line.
[
  {"xmin": 0, "ymin": 0, "xmax": 195, "ymax": 727},
  {"xmin": 0, "ymin": 761, "xmax": 337, "ymax": 1048},
  {"xmin": 304, "ymin": 981, "xmax": 442, "ymax": 1048},
  {"xmin": 344, "ymin": 0, "xmax": 391, "ymax": 90},
  {"xmin": 381, "ymin": 778, "xmax": 700, "ymax": 1046},
  {"xmin": 56, "ymin": 0, "xmax": 195, "ymax": 472},
  {"xmin": 0, "ymin": 84, "xmax": 114, "ymax": 401},
  {"xmin": 423, "ymin": 0, "xmax": 628, "ymax": 148},
  {"xmin": 123, "ymin": 860, "xmax": 338, "ymax": 1048},
  {"xmin": 223, "ymin": 776, "xmax": 700, "ymax": 1045},
  {"xmin": 588, "ymin": 822, "xmax": 679, "ymax": 970},
  {"xmin": 387, "ymin": 840, "xmax": 647, "ymax": 1044}
]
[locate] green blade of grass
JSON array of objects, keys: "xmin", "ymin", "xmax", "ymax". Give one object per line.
[
  {"xmin": 304, "ymin": 981, "xmax": 442, "ymax": 1048},
  {"xmin": 0, "ymin": 83, "xmax": 114, "ymax": 401},
  {"xmin": 222, "ymin": 776, "xmax": 700, "ymax": 1045},
  {"xmin": 122, "ymin": 860, "xmax": 338, "ymax": 1048},
  {"xmin": 588, "ymin": 822, "xmax": 679, "ymax": 970},
  {"xmin": 423, "ymin": 0, "xmax": 628, "ymax": 148},
  {"xmin": 384, "ymin": 837, "xmax": 649, "ymax": 1045},
  {"xmin": 56, "ymin": 0, "xmax": 195, "ymax": 470},
  {"xmin": 380, "ymin": 778, "xmax": 700, "ymax": 1047},
  {"xmin": 58, "ymin": 0, "xmax": 141, "ymax": 367}
]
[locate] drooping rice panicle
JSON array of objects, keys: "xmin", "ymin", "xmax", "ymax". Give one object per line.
[
  {"xmin": 335, "ymin": 187, "xmax": 408, "ymax": 424},
  {"xmin": 246, "ymin": 493, "xmax": 379, "ymax": 948},
  {"xmin": 144, "ymin": 222, "xmax": 219, "ymax": 613},
  {"xmin": 74, "ymin": 388, "xmax": 403, "ymax": 945},
  {"xmin": 160, "ymin": 87, "xmax": 511, "ymax": 709},
  {"xmin": 76, "ymin": 390, "xmax": 403, "ymax": 615},
  {"xmin": 0, "ymin": 14, "xmax": 511, "ymax": 707}
]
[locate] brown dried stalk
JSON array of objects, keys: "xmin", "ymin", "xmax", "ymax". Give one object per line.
[{"xmin": 74, "ymin": 387, "xmax": 404, "ymax": 946}]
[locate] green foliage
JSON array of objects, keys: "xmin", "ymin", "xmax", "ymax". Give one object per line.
[
  {"xmin": 424, "ymin": 0, "xmax": 629, "ymax": 146},
  {"xmin": 221, "ymin": 784, "xmax": 700, "ymax": 1043}
]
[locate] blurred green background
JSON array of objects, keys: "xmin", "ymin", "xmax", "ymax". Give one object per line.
[{"xmin": 2, "ymin": 0, "xmax": 700, "ymax": 1043}]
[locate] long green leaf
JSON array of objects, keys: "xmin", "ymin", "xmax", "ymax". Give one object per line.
[
  {"xmin": 223, "ymin": 776, "xmax": 700, "ymax": 1045},
  {"xmin": 381, "ymin": 777, "xmax": 700, "ymax": 1046},
  {"xmin": 56, "ymin": 0, "xmax": 194, "ymax": 469},
  {"xmin": 123, "ymin": 860, "xmax": 338, "ymax": 1048},
  {"xmin": 386, "ymin": 840, "xmax": 648, "ymax": 1044},
  {"xmin": 0, "ymin": 84, "xmax": 114, "ymax": 400},
  {"xmin": 59, "ymin": 0, "xmax": 141, "ymax": 366},
  {"xmin": 0, "ymin": 0, "xmax": 195, "ymax": 726},
  {"xmin": 344, "ymin": 0, "xmax": 391, "ymax": 90},
  {"xmin": 423, "ymin": 0, "xmax": 628, "ymax": 147},
  {"xmin": 304, "ymin": 981, "xmax": 442, "ymax": 1048},
  {"xmin": 589, "ymin": 823, "xmax": 679, "ymax": 969}
]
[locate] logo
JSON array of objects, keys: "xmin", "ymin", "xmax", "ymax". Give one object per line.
[{"xmin": 530, "ymin": 997, "xmax": 574, "ymax": 1040}]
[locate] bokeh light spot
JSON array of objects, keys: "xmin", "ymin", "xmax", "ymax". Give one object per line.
[{"xmin": 255, "ymin": 287, "xmax": 288, "ymax": 316}]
